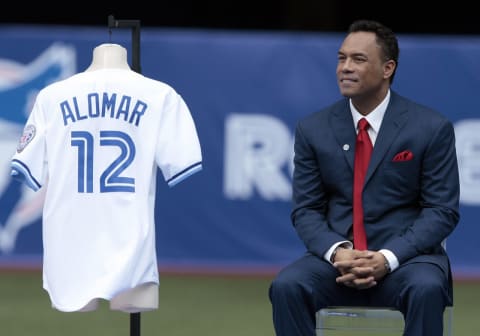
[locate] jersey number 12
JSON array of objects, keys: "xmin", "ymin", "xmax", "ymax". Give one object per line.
[{"xmin": 71, "ymin": 130, "xmax": 136, "ymax": 193}]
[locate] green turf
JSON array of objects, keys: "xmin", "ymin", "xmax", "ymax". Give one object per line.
[
  {"xmin": 0, "ymin": 271, "xmax": 478, "ymax": 335},
  {"xmin": 0, "ymin": 271, "xmax": 275, "ymax": 336}
]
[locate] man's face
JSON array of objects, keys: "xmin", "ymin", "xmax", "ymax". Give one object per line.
[{"xmin": 336, "ymin": 31, "xmax": 387, "ymax": 99}]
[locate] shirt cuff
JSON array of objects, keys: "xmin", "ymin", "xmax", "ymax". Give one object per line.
[
  {"xmin": 324, "ymin": 241, "xmax": 353, "ymax": 264},
  {"xmin": 379, "ymin": 249, "xmax": 399, "ymax": 272}
]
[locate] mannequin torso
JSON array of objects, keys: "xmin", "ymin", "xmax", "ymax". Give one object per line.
[
  {"xmin": 85, "ymin": 43, "xmax": 131, "ymax": 72},
  {"xmin": 75, "ymin": 43, "xmax": 159, "ymax": 313},
  {"xmin": 79, "ymin": 283, "xmax": 158, "ymax": 313}
]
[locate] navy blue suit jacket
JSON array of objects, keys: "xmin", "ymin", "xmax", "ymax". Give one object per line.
[{"xmin": 291, "ymin": 90, "xmax": 460, "ymax": 285}]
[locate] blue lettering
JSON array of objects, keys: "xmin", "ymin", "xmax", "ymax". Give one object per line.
[
  {"xmin": 87, "ymin": 93, "xmax": 100, "ymax": 118},
  {"xmin": 129, "ymin": 100, "xmax": 147, "ymax": 126},
  {"xmin": 102, "ymin": 93, "xmax": 117, "ymax": 118},
  {"xmin": 60, "ymin": 100, "xmax": 76, "ymax": 125},
  {"xmin": 116, "ymin": 95, "xmax": 131, "ymax": 122},
  {"xmin": 60, "ymin": 92, "xmax": 147, "ymax": 127},
  {"xmin": 73, "ymin": 97, "xmax": 87, "ymax": 122}
]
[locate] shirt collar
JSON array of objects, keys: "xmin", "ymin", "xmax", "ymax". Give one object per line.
[{"xmin": 350, "ymin": 89, "xmax": 390, "ymax": 135}]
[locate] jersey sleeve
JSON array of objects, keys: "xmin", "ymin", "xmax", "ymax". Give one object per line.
[
  {"xmin": 155, "ymin": 90, "xmax": 202, "ymax": 187},
  {"xmin": 10, "ymin": 97, "xmax": 47, "ymax": 191}
]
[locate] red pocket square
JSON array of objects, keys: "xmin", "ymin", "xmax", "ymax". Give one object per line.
[{"xmin": 392, "ymin": 150, "xmax": 414, "ymax": 162}]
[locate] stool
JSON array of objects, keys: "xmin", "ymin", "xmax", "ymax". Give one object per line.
[{"xmin": 316, "ymin": 306, "xmax": 453, "ymax": 335}]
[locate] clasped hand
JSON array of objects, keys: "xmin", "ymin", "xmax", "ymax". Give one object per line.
[{"xmin": 333, "ymin": 249, "xmax": 389, "ymax": 289}]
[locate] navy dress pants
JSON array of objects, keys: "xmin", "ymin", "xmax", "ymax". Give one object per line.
[{"xmin": 269, "ymin": 253, "xmax": 451, "ymax": 336}]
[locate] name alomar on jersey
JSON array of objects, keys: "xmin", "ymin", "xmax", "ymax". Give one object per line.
[{"xmin": 60, "ymin": 91, "xmax": 147, "ymax": 127}]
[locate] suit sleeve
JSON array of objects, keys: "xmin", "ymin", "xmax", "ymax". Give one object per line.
[
  {"xmin": 291, "ymin": 122, "xmax": 348, "ymax": 258},
  {"xmin": 383, "ymin": 118, "xmax": 460, "ymax": 263}
]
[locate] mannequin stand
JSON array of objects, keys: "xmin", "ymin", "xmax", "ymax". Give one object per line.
[
  {"xmin": 107, "ymin": 14, "xmax": 143, "ymax": 336},
  {"xmin": 131, "ymin": 313, "xmax": 140, "ymax": 336}
]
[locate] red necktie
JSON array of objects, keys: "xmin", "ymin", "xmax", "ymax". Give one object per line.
[{"xmin": 353, "ymin": 118, "xmax": 373, "ymax": 250}]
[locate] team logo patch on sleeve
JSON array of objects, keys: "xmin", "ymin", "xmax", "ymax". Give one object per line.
[{"xmin": 17, "ymin": 124, "xmax": 36, "ymax": 153}]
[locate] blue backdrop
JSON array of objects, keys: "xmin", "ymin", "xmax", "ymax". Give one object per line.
[{"xmin": 0, "ymin": 25, "xmax": 479, "ymax": 278}]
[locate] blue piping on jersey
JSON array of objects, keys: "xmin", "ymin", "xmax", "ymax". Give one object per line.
[
  {"xmin": 10, "ymin": 159, "xmax": 42, "ymax": 191},
  {"xmin": 167, "ymin": 162, "xmax": 202, "ymax": 187}
]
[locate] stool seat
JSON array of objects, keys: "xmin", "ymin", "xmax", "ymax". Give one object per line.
[{"xmin": 316, "ymin": 306, "xmax": 453, "ymax": 336}]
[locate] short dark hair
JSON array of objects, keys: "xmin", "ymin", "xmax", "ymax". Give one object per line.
[{"xmin": 348, "ymin": 20, "xmax": 399, "ymax": 83}]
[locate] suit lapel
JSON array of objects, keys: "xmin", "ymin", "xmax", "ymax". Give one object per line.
[
  {"xmin": 330, "ymin": 100, "xmax": 357, "ymax": 171},
  {"xmin": 365, "ymin": 93, "xmax": 409, "ymax": 184}
]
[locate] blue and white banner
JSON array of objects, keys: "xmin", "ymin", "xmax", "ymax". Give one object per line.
[{"xmin": 0, "ymin": 25, "xmax": 479, "ymax": 278}]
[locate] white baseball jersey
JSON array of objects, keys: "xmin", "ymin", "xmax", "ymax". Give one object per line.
[{"xmin": 10, "ymin": 69, "xmax": 202, "ymax": 312}]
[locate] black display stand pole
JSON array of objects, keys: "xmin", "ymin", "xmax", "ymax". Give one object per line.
[
  {"xmin": 107, "ymin": 15, "xmax": 141, "ymax": 74},
  {"xmin": 106, "ymin": 15, "xmax": 142, "ymax": 336}
]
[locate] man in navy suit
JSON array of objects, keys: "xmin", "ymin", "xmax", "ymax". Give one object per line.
[{"xmin": 269, "ymin": 20, "xmax": 460, "ymax": 336}]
